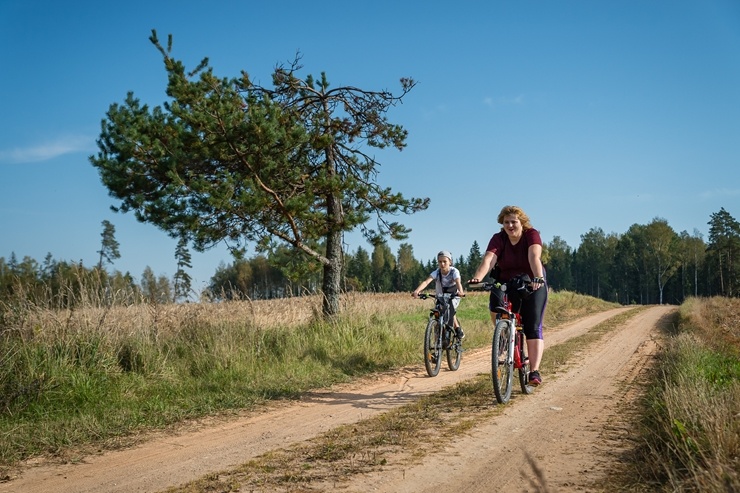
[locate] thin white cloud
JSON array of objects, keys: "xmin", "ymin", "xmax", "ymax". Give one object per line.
[
  {"xmin": 0, "ymin": 135, "xmax": 96, "ymax": 164},
  {"xmin": 483, "ymin": 94, "xmax": 524, "ymax": 108},
  {"xmin": 421, "ymin": 104, "xmax": 448, "ymax": 119},
  {"xmin": 699, "ymin": 188, "xmax": 740, "ymax": 200}
]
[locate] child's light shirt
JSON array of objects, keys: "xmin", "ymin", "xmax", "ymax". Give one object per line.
[{"xmin": 431, "ymin": 267, "xmax": 461, "ymax": 296}]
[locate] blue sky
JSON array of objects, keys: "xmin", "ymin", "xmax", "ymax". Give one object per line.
[{"xmin": 1, "ymin": 1, "xmax": 739, "ymax": 292}]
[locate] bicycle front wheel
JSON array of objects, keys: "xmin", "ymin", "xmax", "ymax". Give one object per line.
[
  {"xmin": 424, "ymin": 318, "xmax": 442, "ymax": 377},
  {"xmin": 492, "ymin": 319, "xmax": 514, "ymax": 404},
  {"xmin": 446, "ymin": 326, "xmax": 462, "ymax": 371}
]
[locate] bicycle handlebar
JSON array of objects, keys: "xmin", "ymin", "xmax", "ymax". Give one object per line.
[
  {"xmin": 467, "ymin": 281, "xmax": 498, "ymax": 291},
  {"xmin": 414, "ymin": 292, "xmax": 464, "ymax": 300},
  {"xmin": 467, "ymin": 279, "xmax": 535, "ymax": 294}
]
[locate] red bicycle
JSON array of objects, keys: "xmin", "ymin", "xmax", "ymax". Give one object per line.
[{"xmin": 469, "ymin": 276, "xmax": 534, "ymax": 404}]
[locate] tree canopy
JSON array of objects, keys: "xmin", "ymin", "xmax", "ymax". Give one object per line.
[{"xmin": 90, "ymin": 31, "xmax": 428, "ymax": 316}]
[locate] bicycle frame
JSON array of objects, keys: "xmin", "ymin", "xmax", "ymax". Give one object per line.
[{"xmin": 496, "ymin": 297, "xmax": 528, "ymax": 369}]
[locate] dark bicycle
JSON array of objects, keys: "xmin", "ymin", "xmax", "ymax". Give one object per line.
[
  {"xmin": 417, "ymin": 292, "xmax": 463, "ymax": 377},
  {"xmin": 469, "ymin": 276, "xmax": 534, "ymax": 404}
]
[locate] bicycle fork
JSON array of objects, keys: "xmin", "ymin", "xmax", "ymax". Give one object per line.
[{"xmin": 506, "ymin": 322, "xmax": 516, "ymax": 367}]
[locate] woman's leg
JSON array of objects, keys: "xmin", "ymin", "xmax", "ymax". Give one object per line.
[
  {"xmin": 521, "ymin": 286, "xmax": 548, "ymax": 372},
  {"xmin": 527, "ymin": 338, "xmax": 544, "ymax": 371}
]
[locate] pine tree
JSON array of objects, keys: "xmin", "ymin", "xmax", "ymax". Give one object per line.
[
  {"xmin": 97, "ymin": 220, "xmax": 121, "ymax": 270},
  {"xmin": 173, "ymin": 237, "xmax": 193, "ymax": 301},
  {"xmin": 90, "ymin": 31, "xmax": 428, "ymax": 317},
  {"xmin": 707, "ymin": 207, "xmax": 740, "ymax": 296}
]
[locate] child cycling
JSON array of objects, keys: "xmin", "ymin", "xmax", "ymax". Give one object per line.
[{"xmin": 412, "ymin": 250, "xmax": 466, "ymax": 340}]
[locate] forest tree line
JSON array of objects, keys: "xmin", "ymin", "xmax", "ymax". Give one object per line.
[{"xmin": 1, "ymin": 208, "xmax": 738, "ymax": 309}]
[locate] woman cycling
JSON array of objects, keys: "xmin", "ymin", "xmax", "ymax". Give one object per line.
[{"xmin": 469, "ymin": 205, "xmax": 547, "ymax": 386}]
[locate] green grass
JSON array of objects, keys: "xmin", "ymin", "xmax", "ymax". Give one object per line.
[
  {"xmin": 0, "ymin": 315, "xmax": 420, "ymax": 466},
  {"xmin": 618, "ymin": 297, "xmax": 740, "ymax": 492}
]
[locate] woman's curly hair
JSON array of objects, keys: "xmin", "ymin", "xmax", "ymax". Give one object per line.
[{"xmin": 497, "ymin": 205, "xmax": 533, "ymax": 230}]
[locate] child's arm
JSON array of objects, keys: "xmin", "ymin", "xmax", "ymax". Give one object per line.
[
  {"xmin": 412, "ymin": 276, "xmax": 434, "ymax": 297},
  {"xmin": 455, "ymin": 277, "xmax": 465, "ymax": 297}
]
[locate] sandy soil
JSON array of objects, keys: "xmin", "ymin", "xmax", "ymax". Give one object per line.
[{"xmin": 0, "ymin": 305, "xmax": 673, "ymax": 493}]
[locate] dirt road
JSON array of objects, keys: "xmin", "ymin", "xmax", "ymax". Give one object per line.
[{"xmin": 0, "ymin": 305, "xmax": 673, "ymax": 493}]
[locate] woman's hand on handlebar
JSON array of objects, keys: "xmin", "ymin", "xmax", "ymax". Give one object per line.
[{"xmin": 467, "ymin": 279, "xmax": 488, "ymax": 291}]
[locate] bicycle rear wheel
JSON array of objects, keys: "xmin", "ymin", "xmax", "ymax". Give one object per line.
[
  {"xmin": 424, "ymin": 318, "xmax": 442, "ymax": 377},
  {"xmin": 517, "ymin": 330, "xmax": 533, "ymax": 395},
  {"xmin": 492, "ymin": 319, "xmax": 514, "ymax": 404},
  {"xmin": 446, "ymin": 326, "xmax": 462, "ymax": 371}
]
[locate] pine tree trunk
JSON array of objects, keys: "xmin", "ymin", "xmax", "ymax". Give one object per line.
[{"xmin": 322, "ymin": 228, "xmax": 342, "ymax": 317}]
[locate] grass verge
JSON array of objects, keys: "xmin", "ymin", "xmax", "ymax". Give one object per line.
[
  {"xmin": 0, "ymin": 311, "xmax": 420, "ymax": 468},
  {"xmin": 613, "ymin": 297, "xmax": 740, "ymax": 492}
]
